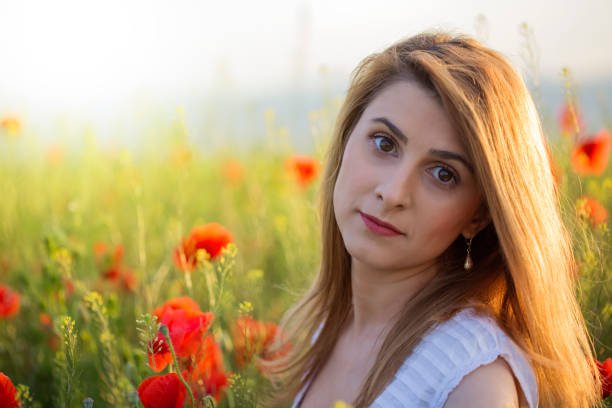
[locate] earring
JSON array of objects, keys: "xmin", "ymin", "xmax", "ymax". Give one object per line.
[{"xmin": 464, "ymin": 236, "xmax": 473, "ymax": 271}]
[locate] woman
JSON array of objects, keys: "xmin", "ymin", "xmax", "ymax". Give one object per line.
[{"xmin": 263, "ymin": 31, "xmax": 602, "ymax": 407}]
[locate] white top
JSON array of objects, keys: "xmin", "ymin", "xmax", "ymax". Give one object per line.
[{"xmin": 292, "ymin": 307, "xmax": 538, "ymax": 408}]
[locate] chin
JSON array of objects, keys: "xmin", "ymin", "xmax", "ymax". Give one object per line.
[
  {"xmin": 355, "ymin": 256, "xmax": 405, "ymax": 273},
  {"xmin": 345, "ymin": 238, "xmax": 397, "ymax": 269}
]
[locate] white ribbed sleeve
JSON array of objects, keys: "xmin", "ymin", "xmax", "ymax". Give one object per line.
[
  {"xmin": 293, "ymin": 307, "xmax": 539, "ymax": 408},
  {"xmin": 371, "ymin": 308, "xmax": 538, "ymax": 407}
]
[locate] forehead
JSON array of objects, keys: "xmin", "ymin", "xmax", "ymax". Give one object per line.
[{"xmin": 359, "ymin": 80, "xmax": 464, "ymax": 153}]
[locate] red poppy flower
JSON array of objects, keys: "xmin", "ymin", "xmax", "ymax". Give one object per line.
[
  {"xmin": 577, "ymin": 196, "xmax": 609, "ymax": 227},
  {"xmin": 173, "ymin": 223, "xmax": 234, "ymax": 272},
  {"xmin": 187, "ymin": 335, "xmax": 229, "ymax": 402},
  {"xmin": 0, "ymin": 285, "xmax": 20, "ymax": 319},
  {"xmin": 148, "ymin": 309, "xmax": 214, "ymax": 371},
  {"xmin": 121, "ymin": 269, "xmax": 137, "ymax": 293},
  {"xmin": 231, "ymin": 315, "xmax": 290, "ymax": 369},
  {"xmin": 93, "ymin": 241, "xmax": 107, "ymax": 256},
  {"xmin": 47, "ymin": 335, "xmax": 60, "ymax": 351},
  {"xmin": 94, "ymin": 243, "xmax": 125, "ymax": 280},
  {"xmin": 0, "ymin": 372, "xmax": 20, "ymax": 408},
  {"xmin": 0, "ymin": 115, "xmax": 22, "ymax": 138},
  {"xmin": 221, "ymin": 159, "xmax": 244, "ymax": 185},
  {"xmin": 595, "ymin": 357, "xmax": 612, "ymax": 399},
  {"xmin": 148, "ymin": 337, "xmax": 174, "ymax": 373},
  {"xmin": 285, "ymin": 154, "xmax": 320, "ymax": 188},
  {"xmin": 138, "ymin": 372, "xmax": 186, "ymax": 408},
  {"xmin": 153, "ymin": 297, "xmax": 201, "ymax": 317},
  {"xmin": 570, "ymin": 129, "xmax": 611, "ymax": 176},
  {"xmin": 93, "ymin": 243, "xmax": 137, "ymax": 293},
  {"xmin": 148, "ymin": 298, "xmax": 214, "ymax": 372},
  {"xmin": 558, "ymin": 101, "xmax": 586, "ymax": 136},
  {"xmin": 39, "ymin": 312, "xmax": 53, "ymax": 327},
  {"xmin": 63, "ymin": 277, "xmax": 75, "ymax": 297}
]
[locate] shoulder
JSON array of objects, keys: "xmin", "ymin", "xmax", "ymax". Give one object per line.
[
  {"xmin": 430, "ymin": 308, "xmax": 538, "ymax": 408},
  {"xmin": 442, "ymin": 356, "xmax": 519, "ymax": 408},
  {"xmin": 370, "ymin": 307, "xmax": 538, "ymax": 408}
]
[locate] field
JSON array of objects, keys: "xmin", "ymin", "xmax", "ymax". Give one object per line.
[{"xmin": 0, "ymin": 90, "xmax": 611, "ymax": 407}]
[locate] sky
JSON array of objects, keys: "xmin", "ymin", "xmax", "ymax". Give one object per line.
[{"xmin": 0, "ymin": 0, "xmax": 610, "ymax": 146}]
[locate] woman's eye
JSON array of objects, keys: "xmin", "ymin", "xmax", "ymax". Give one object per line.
[
  {"xmin": 430, "ymin": 166, "xmax": 458, "ymax": 185},
  {"xmin": 370, "ymin": 134, "xmax": 397, "ymax": 154}
]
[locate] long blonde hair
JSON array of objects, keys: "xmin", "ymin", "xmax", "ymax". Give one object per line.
[{"xmin": 263, "ymin": 31, "xmax": 603, "ymax": 408}]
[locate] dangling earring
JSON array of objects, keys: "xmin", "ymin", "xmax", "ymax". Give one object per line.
[{"xmin": 464, "ymin": 236, "xmax": 473, "ymax": 271}]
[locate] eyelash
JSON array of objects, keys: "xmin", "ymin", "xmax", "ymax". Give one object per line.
[
  {"xmin": 429, "ymin": 166, "xmax": 459, "ymax": 186},
  {"xmin": 369, "ymin": 133, "xmax": 399, "ymax": 155},
  {"xmin": 368, "ymin": 133, "xmax": 460, "ymax": 186}
]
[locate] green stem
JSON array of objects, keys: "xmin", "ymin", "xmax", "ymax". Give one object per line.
[
  {"xmin": 204, "ymin": 264, "xmax": 216, "ymax": 311},
  {"xmin": 201, "ymin": 395, "xmax": 216, "ymax": 408},
  {"xmin": 185, "ymin": 272, "xmax": 193, "ymax": 297},
  {"xmin": 160, "ymin": 324, "xmax": 195, "ymax": 408}
]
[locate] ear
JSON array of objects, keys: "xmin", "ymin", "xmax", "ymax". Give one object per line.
[{"xmin": 461, "ymin": 203, "xmax": 491, "ymax": 239}]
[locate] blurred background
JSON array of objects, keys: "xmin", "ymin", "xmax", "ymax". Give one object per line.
[
  {"xmin": 1, "ymin": 1, "xmax": 612, "ymax": 407},
  {"xmin": 1, "ymin": 0, "xmax": 611, "ymax": 152}
]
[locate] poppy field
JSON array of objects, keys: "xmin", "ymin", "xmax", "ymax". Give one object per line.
[{"xmin": 0, "ymin": 92, "xmax": 611, "ymax": 407}]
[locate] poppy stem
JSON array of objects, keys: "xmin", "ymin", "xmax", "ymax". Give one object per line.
[
  {"xmin": 185, "ymin": 272, "xmax": 193, "ymax": 296},
  {"xmin": 203, "ymin": 264, "xmax": 216, "ymax": 311},
  {"xmin": 159, "ymin": 324, "xmax": 196, "ymax": 408},
  {"xmin": 561, "ymin": 67, "xmax": 580, "ymax": 142},
  {"xmin": 200, "ymin": 395, "xmax": 216, "ymax": 408}
]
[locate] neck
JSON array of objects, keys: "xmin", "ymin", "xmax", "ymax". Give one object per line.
[{"xmin": 348, "ymin": 258, "xmax": 438, "ymax": 338}]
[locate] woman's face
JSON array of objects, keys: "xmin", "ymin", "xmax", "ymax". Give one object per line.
[{"xmin": 333, "ymin": 80, "xmax": 487, "ymax": 273}]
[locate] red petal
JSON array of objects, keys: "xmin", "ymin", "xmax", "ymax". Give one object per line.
[
  {"xmin": 138, "ymin": 373, "xmax": 187, "ymax": 408},
  {"xmin": 602, "ymin": 357, "xmax": 612, "ymax": 374},
  {"xmin": 189, "ymin": 224, "xmax": 234, "ymax": 260},
  {"xmin": 0, "ymin": 286, "xmax": 20, "ymax": 319},
  {"xmin": 148, "ymin": 350, "xmax": 173, "ymax": 373},
  {"xmin": 153, "ymin": 297, "xmax": 201, "ymax": 319},
  {"xmin": 189, "ymin": 335, "xmax": 228, "ymax": 402},
  {"xmin": 570, "ymin": 129, "xmax": 611, "ymax": 176},
  {"xmin": 285, "ymin": 155, "xmax": 320, "ymax": 187},
  {"xmin": 0, "ymin": 372, "xmax": 20, "ymax": 408},
  {"xmin": 156, "ymin": 309, "xmax": 213, "ymax": 358},
  {"xmin": 580, "ymin": 196, "xmax": 609, "ymax": 227}
]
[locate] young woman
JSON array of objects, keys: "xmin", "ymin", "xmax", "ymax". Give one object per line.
[{"xmin": 263, "ymin": 31, "xmax": 603, "ymax": 408}]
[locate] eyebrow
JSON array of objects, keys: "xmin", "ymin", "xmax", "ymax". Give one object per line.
[
  {"xmin": 429, "ymin": 149, "xmax": 473, "ymax": 173},
  {"xmin": 372, "ymin": 117, "xmax": 408, "ymax": 144},
  {"xmin": 371, "ymin": 116, "xmax": 473, "ymax": 172}
]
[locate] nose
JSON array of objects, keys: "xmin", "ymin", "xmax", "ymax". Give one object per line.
[{"xmin": 375, "ymin": 162, "xmax": 415, "ymax": 210}]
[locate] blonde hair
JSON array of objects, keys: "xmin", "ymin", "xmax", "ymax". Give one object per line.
[{"xmin": 263, "ymin": 31, "xmax": 603, "ymax": 408}]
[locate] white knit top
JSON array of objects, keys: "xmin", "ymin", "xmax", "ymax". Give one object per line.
[{"xmin": 292, "ymin": 307, "xmax": 538, "ymax": 408}]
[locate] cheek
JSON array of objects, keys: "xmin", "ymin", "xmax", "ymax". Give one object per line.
[
  {"xmin": 418, "ymin": 193, "xmax": 480, "ymax": 240},
  {"xmin": 333, "ymin": 168, "xmax": 357, "ymax": 223},
  {"xmin": 333, "ymin": 164, "xmax": 349, "ymax": 224},
  {"xmin": 333, "ymin": 143, "xmax": 364, "ymax": 211}
]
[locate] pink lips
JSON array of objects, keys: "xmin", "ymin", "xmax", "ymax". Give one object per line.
[{"xmin": 359, "ymin": 212, "xmax": 404, "ymax": 236}]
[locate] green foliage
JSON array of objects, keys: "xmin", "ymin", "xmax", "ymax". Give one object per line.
[
  {"xmin": 82, "ymin": 291, "xmax": 134, "ymax": 406},
  {"xmin": 16, "ymin": 384, "xmax": 40, "ymax": 408},
  {"xmin": 54, "ymin": 316, "xmax": 80, "ymax": 408},
  {"xmin": 228, "ymin": 373, "xmax": 257, "ymax": 408},
  {"xmin": 136, "ymin": 313, "xmax": 161, "ymax": 370},
  {"xmin": 0, "ymin": 80, "xmax": 610, "ymax": 407}
]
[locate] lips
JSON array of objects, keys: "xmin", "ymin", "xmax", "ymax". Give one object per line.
[{"xmin": 359, "ymin": 212, "xmax": 404, "ymax": 236}]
